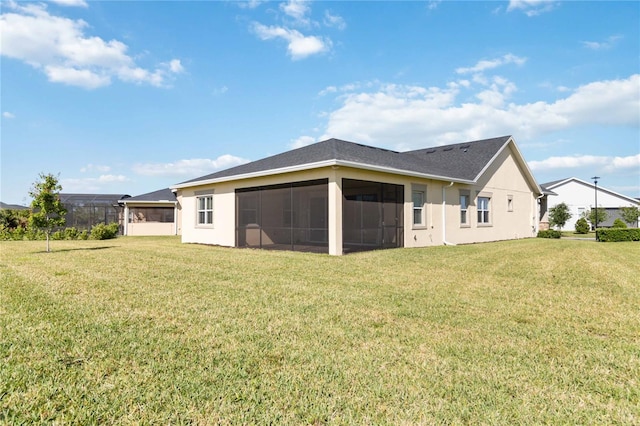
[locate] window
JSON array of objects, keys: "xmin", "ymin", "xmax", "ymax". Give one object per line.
[
  {"xmin": 507, "ymin": 195, "xmax": 514, "ymax": 212},
  {"xmin": 412, "ymin": 188, "xmax": 426, "ymax": 226},
  {"xmin": 460, "ymin": 193, "xmax": 469, "ymax": 225},
  {"xmin": 197, "ymin": 195, "xmax": 213, "ymax": 225},
  {"xmin": 129, "ymin": 207, "xmax": 174, "ymax": 223},
  {"xmin": 477, "ymin": 196, "xmax": 491, "ymax": 224}
]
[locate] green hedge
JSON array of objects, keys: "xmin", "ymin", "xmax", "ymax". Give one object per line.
[
  {"xmin": 537, "ymin": 230, "xmax": 561, "ymax": 239},
  {"xmin": 596, "ymin": 228, "xmax": 640, "ymax": 242}
]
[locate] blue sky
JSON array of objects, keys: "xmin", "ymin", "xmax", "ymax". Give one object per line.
[{"xmin": 1, "ymin": 0, "xmax": 639, "ymax": 205}]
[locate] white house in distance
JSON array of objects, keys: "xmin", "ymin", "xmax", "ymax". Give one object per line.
[
  {"xmin": 541, "ymin": 177, "xmax": 640, "ymax": 230},
  {"xmin": 170, "ymin": 135, "xmax": 543, "ymax": 255},
  {"xmin": 119, "ymin": 188, "xmax": 180, "ymax": 236}
]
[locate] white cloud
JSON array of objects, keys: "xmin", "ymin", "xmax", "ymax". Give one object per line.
[
  {"xmin": 324, "ymin": 11, "xmax": 346, "ymax": 30},
  {"xmin": 582, "ymin": 35, "xmax": 623, "ymax": 50},
  {"xmin": 290, "ymin": 135, "xmax": 316, "ymax": 149},
  {"xmin": 528, "ymin": 154, "xmax": 640, "ymax": 172},
  {"xmin": 80, "ymin": 164, "xmax": 111, "ymax": 173},
  {"xmin": 237, "ymin": 0, "xmax": 264, "ymax": 9},
  {"xmin": 2, "ymin": 111, "xmax": 16, "ymax": 119},
  {"xmin": 98, "ymin": 174, "xmax": 128, "ymax": 183},
  {"xmin": 507, "ymin": 0, "xmax": 558, "ymax": 16},
  {"xmin": 166, "ymin": 59, "xmax": 184, "ymax": 74},
  {"xmin": 49, "ymin": 0, "xmax": 88, "ymax": 7},
  {"xmin": 132, "ymin": 155, "xmax": 250, "ymax": 177},
  {"xmin": 212, "ymin": 85, "xmax": 228, "ymax": 96},
  {"xmin": 61, "ymin": 174, "xmax": 129, "ymax": 192},
  {"xmin": 0, "ymin": 2, "xmax": 184, "ymax": 89},
  {"xmin": 252, "ymin": 22, "xmax": 330, "ymax": 60},
  {"xmin": 456, "ymin": 54, "xmax": 527, "ymax": 74},
  {"xmin": 280, "ymin": 0, "xmax": 311, "ymax": 27},
  {"xmin": 318, "ymin": 74, "xmax": 639, "ymax": 150}
]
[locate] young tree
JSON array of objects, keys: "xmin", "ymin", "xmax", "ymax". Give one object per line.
[
  {"xmin": 585, "ymin": 207, "xmax": 608, "ymax": 230},
  {"xmin": 619, "ymin": 206, "xmax": 640, "ymax": 227},
  {"xmin": 548, "ymin": 202, "xmax": 572, "ymax": 230},
  {"xmin": 29, "ymin": 173, "xmax": 67, "ymax": 252}
]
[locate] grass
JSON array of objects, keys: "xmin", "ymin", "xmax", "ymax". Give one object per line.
[
  {"xmin": 561, "ymin": 230, "xmax": 596, "ymax": 239},
  {"xmin": 1, "ymin": 237, "xmax": 639, "ymax": 424}
]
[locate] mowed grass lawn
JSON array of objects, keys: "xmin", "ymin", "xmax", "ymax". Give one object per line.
[{"xmin": 1, "ymin": 237, "xmax": 638, "ymax": 424}]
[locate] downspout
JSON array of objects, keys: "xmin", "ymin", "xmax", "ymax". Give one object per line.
[
  {"xmin": 123, "ymin": 203, "xmax": 129, "ymax": 236},
  {"xmin": 535, "ymin": 193, "xmax": 545, "ymax": 234},
  {"xmin": 442, "ymin": 182, "xmax": 456, "ymax": 246}
]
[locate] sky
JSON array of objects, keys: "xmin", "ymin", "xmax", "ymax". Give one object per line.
[{"xmin": 1, "ymin": 0, "xmax": 639, "ymax": 205}]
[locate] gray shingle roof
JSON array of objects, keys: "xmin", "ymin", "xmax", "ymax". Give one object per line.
[
  {"xmin": 540, "ymin": 178, "xmax": 570, "ymax": 190},
  {"xmin": 176, "ymin": 136, "xmax": 514, "ymax": 187},
  {"xmin": 120, "ymin": 188, "xmax": 176, "ymax": 203}
]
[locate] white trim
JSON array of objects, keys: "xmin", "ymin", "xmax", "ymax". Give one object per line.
[
  {"xmin": 170, "ymin": 159, "xmax": 474, "ymax": 190},
  {"xmin": 472, "ymin": 137, "xmax": 543, "ymax": 196},
  {"xmin": 544, "ymin": 177, "xmax": 640, "ymax": 205}
]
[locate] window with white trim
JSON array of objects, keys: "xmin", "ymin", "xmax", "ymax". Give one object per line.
[
  {"xmin": 197, "ymin": 195, "xmax": 213, "ymax": 226},
  {"xmin": 477, "ymin": 196, "xmax": 491, "ymax": 224},
  {"xmin": 460, "ymin": 193, "xmax": 469, "ymax": 225},
  {"xmin": 507, "ymin": 194, "xmax": 514, "ymax": 212},
  {"xmin": 412, "ymin": 187, "xmax": 426, "ymax": 226}
]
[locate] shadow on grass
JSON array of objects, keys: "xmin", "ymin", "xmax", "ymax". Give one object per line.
[{"xmin": 35, "ymin": 246, "xmax": 115, "ymax": 254}]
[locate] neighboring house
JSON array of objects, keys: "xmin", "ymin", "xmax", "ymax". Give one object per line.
[
  {"xmin": 119, "ymin": 188, "xmax": 180, "ymax": 236},
  {"xmin": 170, "ymin": 135, "xmax": 543, "ymax": 255},
  {"xmin": 0, "ymin": 202, "xmax": 28, "ymax": 210},
  {"xmin": 60, "ymin": 193, "xmax": 129, "ymax": 232},
  {"xmin": 541, "ymin": 177, "xmax": 640, "ymax": 229}
]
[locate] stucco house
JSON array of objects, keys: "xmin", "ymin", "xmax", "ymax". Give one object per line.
[
  {"xmin": 119, "ymin": 188, "xmax": 180, "ymax": 236},
  {"xmin": 541, "ymin": 177, "xmax": 640, "ymax": 229},
  {"xmin": 170, "ymin": 135, "xmax": 542, "ymax": 255}
]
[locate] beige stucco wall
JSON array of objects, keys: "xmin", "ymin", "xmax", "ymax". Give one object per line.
[
  {"xmin": 179, "ymin": 168, "xmax": 335, "ymax": 249},
  {"xmin": 123, "ymin": 202, "xmax": 179, "ymax": 236},
  {"xmin": 127, "ymin": 222, "xmax": 176, "ymax": 236},
  {"xmin": 441, "ymin": 145, "xmax": 538, "ymax": 245},
  {"xmin": 177, "ymin": 144, "xmax": 539, "ymax": 254}
]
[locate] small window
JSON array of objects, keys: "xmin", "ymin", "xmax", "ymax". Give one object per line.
[
  {"xmin": 460, "ymin": 193, "xmax": 469, "ymax": 225},
  {"xmin": 412, "ymin": 189, "xmax": 425, "ymax": 226},
  {"xmin": 197, "ymin": 195, "xmax": 213, "ymax": 226},
  {"xmin": 478, "ymin": 196, "xmax": 491, "ymax": 224},
  {"xmin": 507, "ymin": 195, "xmax": 514, "ymax": 212}
]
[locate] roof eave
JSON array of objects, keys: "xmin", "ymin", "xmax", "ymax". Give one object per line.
[
  {"xmin": 170, "ymin": 159, "xmax": 475, "ymax": 190},
  {"xmin": 119, "ymin": 200, "xmax": 177, "ymax": 205}
]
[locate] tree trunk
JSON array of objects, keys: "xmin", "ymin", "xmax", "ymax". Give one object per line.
[{"xmin": 46, "ymin": 232, "xmax": 50, "ymax": 253}]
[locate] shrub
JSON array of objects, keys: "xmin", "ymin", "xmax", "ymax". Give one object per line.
[
  {"xmin": 24, "ymin": 227, "xmax": 45, "ymax": 240},
  {"xmin": 612, "ymin": 218, "xmax": 627, "ymax": 228},
  {"xmin": 575, "ymin": 217, "xmax": 590, "ymax": 234},
  {"xmin": 597, "ymin": 228, "xmax": 640, "ymax": 242},
  {"xmin": 64, "ymin": 227, "xmax": 80, "ymax": 240},
  {"xmin": 537, "ymin": 230, "xmax": 561, "ymax": 239},
  {"xmin": 79, "ymin": 230, "xmax": 89, "ymax": 240},
  {"xmin": 51, "ymin": 230, "xmax": 65, "ymax": 240},
  {"xmin": 90, "ymin": 222, "xmax": 119, "ymax": 240}
]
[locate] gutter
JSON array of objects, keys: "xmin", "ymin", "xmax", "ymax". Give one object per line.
[{"xmin": 442, "ymin": 182, "xmax": 456, "ymax": 246}]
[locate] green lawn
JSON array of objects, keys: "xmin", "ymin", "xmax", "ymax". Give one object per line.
[
  {"xmin": 1, "ymin": 237, "xmax": 638, "ymax": 424},
  {"xmin": 561, "ymin": 230, "xmax": 596, "ymax": 239}
]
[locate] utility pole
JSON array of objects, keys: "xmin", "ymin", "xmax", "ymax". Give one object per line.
[{"xmin": 591, "ymin": 176, "xmax": 600, "ymax": 232}]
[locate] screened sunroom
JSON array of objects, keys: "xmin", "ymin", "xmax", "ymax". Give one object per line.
[{"xmin": 234, "ymin": 178, "xmax": 404, "ymax": 254}]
